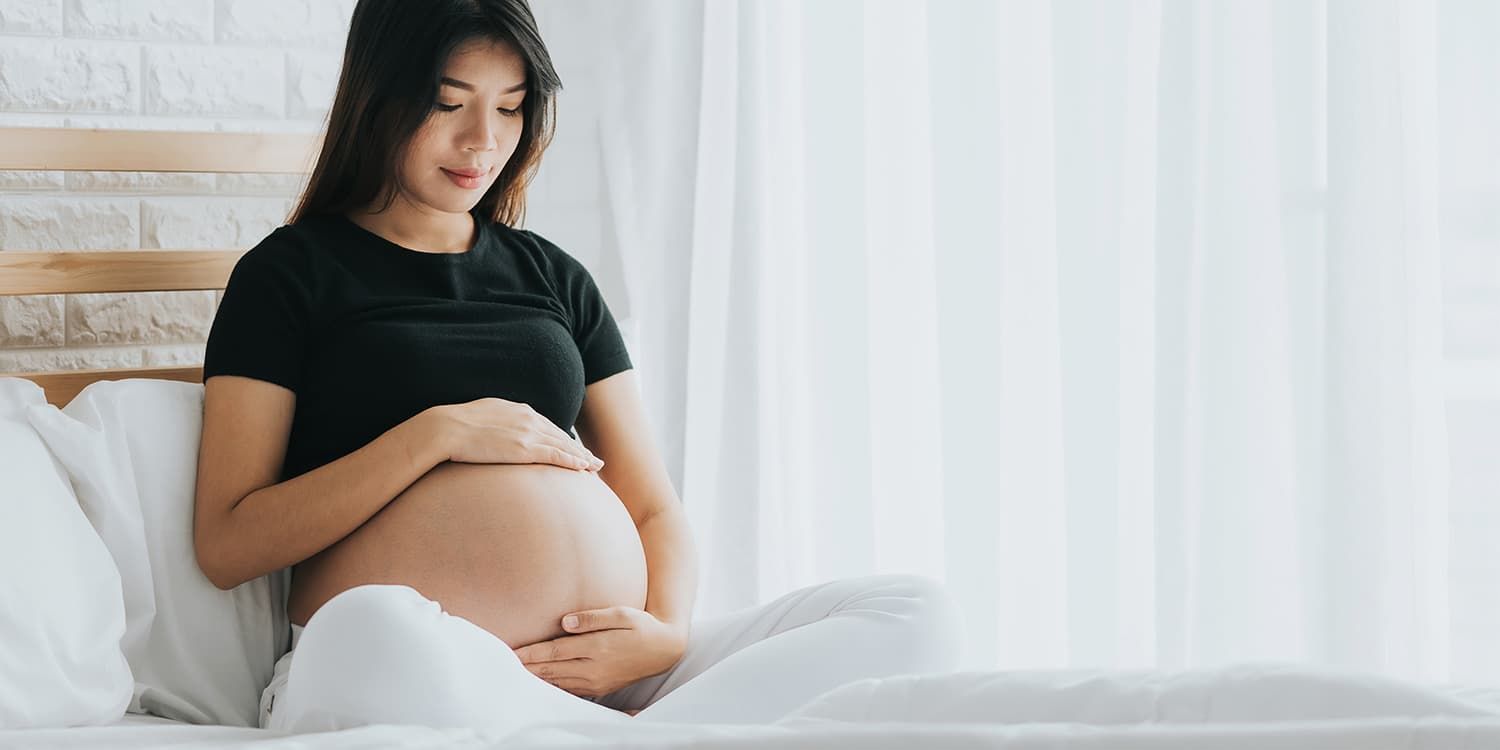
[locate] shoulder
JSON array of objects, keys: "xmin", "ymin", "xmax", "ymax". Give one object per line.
[
  {"xmin": 238, "ymin": 222, "xmax": 315, "ymax": 270},
  {"xmin": 224, "ymin": 221, "xmax": 329, "ymax": 301},
  {"xmin": 495, "ymin": 222, "xmax": 590, "ymax": 279},
  {"xmin": 239, "ymin": 214, "xmax": 358, "ymax": 277},
  {"xmin": 501, "ymin": 223, "xmax": 566, "ymax": 259}
]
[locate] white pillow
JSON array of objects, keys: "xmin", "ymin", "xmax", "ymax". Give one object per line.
[
  {"xmin": 26, "ymin": 378, "xmax": 291, "ymax": 727},
  {"xmin": 0, "ymin": 377, "xmax": 133, "ymax": 729}
]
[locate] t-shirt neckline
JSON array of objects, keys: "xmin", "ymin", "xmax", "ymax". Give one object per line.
[{"xmin": 334, "ymin": 213, "xmax": 490, "ymax": 263}]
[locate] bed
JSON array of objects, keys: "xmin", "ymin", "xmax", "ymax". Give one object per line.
[
  {"xmin": 5, "ymin": 667, "xmax": 1500, "ymax": 749},
  {"xmin": 5, "ymin": 126, "xmax": 1500, "ymax": 749}
]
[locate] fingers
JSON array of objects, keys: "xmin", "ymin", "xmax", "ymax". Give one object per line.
[
  {"xmin": 486, "ymin": 401, "xmax": 604, "ymax": 470},
  {"xmin": 516, "ymin": 637, "xmax": 581, "ymax": 664},
  {"xmin": 551, "ymin": 441, "xmax": 604, "ymax": 471},
  {"xmin": 536, "ymin": 418, "xmax": 600, "ymax": 466},
  {"xmin": 569, "ymin": 607, "xmax": 633, "ymax": 631},
  {"xmin": 523, "ymin": 658, "xmax": 591, "ymax": 681},
  {"xmin": 515, "ymin": 642, "xmax": 555, "ymax": 664},
  {"xmin": 500, "ymin": 400, "xmax": 597, "ymax": 469},
  {"xmin": 542, "ymin": 433, "xmax": 603, "ymax": 471}
]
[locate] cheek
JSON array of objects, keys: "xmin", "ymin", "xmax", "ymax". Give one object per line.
[
  {"xmin": 490, "ymin": 125, "xmax": 522, "ymax": 168},
  {"xmin": 396, "ymin": 128, "xmax": 440, "ymax": 183},
  {"xmin": 504, "ymin": 119, "xmax": 525, "ymax": 147},
  {"xmin": 396, "ymin": 156, "xmax": 432, "ymax": 194},
  {"xmin": 412, "ymin": 130, "xmax": 445, "ymax": 166}
]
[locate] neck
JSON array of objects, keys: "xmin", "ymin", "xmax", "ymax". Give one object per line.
[{"xmin": 348, "ymin": 197, "xmax": 475, "ymax": 254}]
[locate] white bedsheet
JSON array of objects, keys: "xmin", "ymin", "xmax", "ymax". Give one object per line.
[{"xmin": 4, "ymin": 662, "xmax": 1500, "ymax": 749}]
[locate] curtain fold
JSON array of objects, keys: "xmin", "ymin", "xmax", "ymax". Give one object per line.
[{"xmin": 1324, "ymin": 0, "xmax": 1450, "ymax": 681}]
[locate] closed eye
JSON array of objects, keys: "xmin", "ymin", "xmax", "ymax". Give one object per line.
[{"xmin": 434, "ymin": 103, "xmax": 522, "ymax": 118}]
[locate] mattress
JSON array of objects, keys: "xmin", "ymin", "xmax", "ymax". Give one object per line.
[{"xmin": 4, "ymin": 662, "xmax": 1500, "ymax": 749}]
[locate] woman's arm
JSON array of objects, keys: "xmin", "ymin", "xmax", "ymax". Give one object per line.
[
  {"xmin": 635, "ymin": 505, "xmax": 698, "ymax": 633},
  {"xmin": 574, "ymin": 369, "xmax": 699, "ymax": 630},
  {"xmin": 194, "ymin": 375, "xmax": 452, "ymax": 590}
]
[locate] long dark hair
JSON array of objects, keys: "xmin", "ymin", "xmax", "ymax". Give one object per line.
[{"xmin": 288, "ymin": 0, "xmax": 561, "ymax": 228}]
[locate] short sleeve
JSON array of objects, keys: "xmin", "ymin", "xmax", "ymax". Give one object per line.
[
  {"xmin": 201, "ymin": 229, "xmax": 315, "ymax": 394},
  {"xmin": 525, "ymin": 230, "xmax": 634, "ymax": 386}
]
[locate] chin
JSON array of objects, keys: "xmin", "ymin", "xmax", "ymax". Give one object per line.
[{"xmin": 426, "ymin": 194, "xmax": 480, "ymax": 213}]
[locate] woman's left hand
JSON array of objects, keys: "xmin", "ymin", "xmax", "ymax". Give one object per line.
[{"xmin": 514, "ymin": 606, "xmax": 689, "ymax": 698}]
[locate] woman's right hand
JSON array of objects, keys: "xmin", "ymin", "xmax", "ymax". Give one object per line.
[{"xmin": 426, "ymin": 397, "xmax": 604, "ymax": 471}]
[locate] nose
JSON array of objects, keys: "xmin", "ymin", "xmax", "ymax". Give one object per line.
[{"xmin": 460, "ymin": 111, "xmax": 498, "ymax": 153}]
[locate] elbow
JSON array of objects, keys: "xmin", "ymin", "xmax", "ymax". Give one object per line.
[
  {"xmin": 195, "ymin": 540, "xmax": 237, "ymax": 591},
  {"xmin": 197, "ymin": 556, "xmax": 232, "ymax": 591},
  {"xmin": 207, "ymin": 567, "xmax": 240, "ymax": 592},
  {"xmin": 193, "ymin": 512, "xmax": 238, "ymax": 591},
  {"xmin": 207, "ymin": 572, "xmax": 238, "ymax": 592}
]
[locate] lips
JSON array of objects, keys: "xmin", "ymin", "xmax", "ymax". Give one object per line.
[{"xmin": 442, "ymin": 166, "xmax": 489, "ymax": 178}]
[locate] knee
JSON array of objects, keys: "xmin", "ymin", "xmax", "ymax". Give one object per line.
[
  {"xmin": 280, "ymin": 585, "xmax": 474, "ymax": 728},
  {"xmin": 289, "ymin": 584, "xmax": 453, "ymax": 690},
  {"xmin": 866, "ymin": 574, "xmax": 967, "ymax": 673},
  {"xmin": 302, "ymin": 584, "xmax": 441, "ymax": 650}
]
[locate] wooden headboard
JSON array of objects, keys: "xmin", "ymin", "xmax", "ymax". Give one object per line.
[{"xmin": 0, "ymin": 127, "xmax": 320, "ymax": 406}]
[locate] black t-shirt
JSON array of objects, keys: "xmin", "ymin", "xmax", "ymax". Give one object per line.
[{"xmin": 201, "ymin": 213, "xmax": 633, "ymax": 483}]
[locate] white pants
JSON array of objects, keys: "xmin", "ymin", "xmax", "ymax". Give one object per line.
[{"xmin": 259, "ymin": 573, "xmax": 965, "ymax": 733}]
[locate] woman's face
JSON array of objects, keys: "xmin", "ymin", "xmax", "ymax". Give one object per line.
[{"xmin": 394, "ymin": 39, "xmax": 528, "ymax": 214}]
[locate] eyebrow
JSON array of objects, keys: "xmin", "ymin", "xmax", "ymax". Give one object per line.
[{"xmin": 440, "ymin": 76, "xmax": 526, "ymax": 94}]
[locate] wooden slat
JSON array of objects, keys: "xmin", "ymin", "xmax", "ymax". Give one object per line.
[
  {"xmin": 22, "ymin": 366, "xmax": 203, "ymax": 407},
  {"xmin": 0, "ymin": 127, "xmax": 320, "ymax": 173},
  {"xmin": 0, "ymin": 250, "xmax": 247, "ymax": 295},
  {"xmin": 0, "ymin": 127, "xmax": 304, "ymax": 396}
]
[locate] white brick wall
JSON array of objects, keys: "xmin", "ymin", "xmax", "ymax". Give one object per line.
[{"xmin": 0, "ymin": 0, "xmax": 615, "ymax": 376}]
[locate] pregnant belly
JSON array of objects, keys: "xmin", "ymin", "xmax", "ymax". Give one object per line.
[{"xmin": 286, "ymin": 461, "xmax": 649, "ymax": 649}]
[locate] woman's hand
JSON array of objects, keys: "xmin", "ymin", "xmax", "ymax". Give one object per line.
[
  {"xmin": 425, "ymin": 397, "xmax": 603, "ymax": 471},
  {"xmin": 513, "ymin": 606, "xmax": 689, "ymax": 699}
]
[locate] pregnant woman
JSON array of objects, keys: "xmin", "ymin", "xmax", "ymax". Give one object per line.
[{"xmin": 192, "ymin": 0, "xmax": 964, "ymax": 736}]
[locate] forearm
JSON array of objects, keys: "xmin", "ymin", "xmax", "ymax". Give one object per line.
[
  {"xmin": 204, "ymin": 408, "xmax": 450, "ymax": 590},
  {"xmin": 636, "ymin": 504, "xmax": 698, "ymax": 632}
]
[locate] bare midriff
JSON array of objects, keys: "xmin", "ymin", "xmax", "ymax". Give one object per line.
[{"xmin": 286, "ymin": 461, "xmax": 649, "ymax": 649}]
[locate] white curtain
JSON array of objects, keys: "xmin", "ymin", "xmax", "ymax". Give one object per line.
[{"xmin": 579, "ymin": 0, "xmax": 1496, "ymax": 684}]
